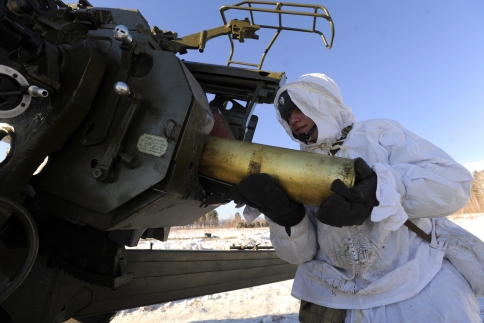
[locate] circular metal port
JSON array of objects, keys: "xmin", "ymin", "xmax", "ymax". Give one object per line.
[{"xmin": 0, "ymin": 65, "xmax": 31, "ymax": 118}]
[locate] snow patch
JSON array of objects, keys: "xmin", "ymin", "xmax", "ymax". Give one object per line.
[{"xmin": 113, "ymin": 216, "xmax": 484, "ymax": 323}]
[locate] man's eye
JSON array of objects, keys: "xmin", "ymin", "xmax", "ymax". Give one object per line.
[{"xmin": 285, "ymin": 108, "xmax": 301, "ymax": 122}]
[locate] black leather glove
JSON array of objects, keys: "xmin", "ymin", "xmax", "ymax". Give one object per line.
[
  {"xmin": 316, "ymin": 157, "xmax": 379, "ymax": 227},
  {"xmin": 233, "ymin": 173, "xmax": 305, "ymax": 227}
]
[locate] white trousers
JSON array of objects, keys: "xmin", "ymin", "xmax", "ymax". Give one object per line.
[{"xmin": 345, "ymin": 260, "xmax": 481, "ymax": 323}]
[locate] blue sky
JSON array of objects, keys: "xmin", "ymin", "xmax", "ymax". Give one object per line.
[
  {"xmin": 2, "ymin": 0, "xmax": 484, "ymax": 219},
  {"xmin": 89, "ymin": 0, "xmax": 484, "ymax": 166}
]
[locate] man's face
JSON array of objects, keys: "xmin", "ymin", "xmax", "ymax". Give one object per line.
[{"xmin": 287, "ymin": 108, "xmax": 318, "ymax": 142}]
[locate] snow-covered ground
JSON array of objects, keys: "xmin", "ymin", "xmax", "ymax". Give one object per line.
[{"xmin": 112, "ymin": 214, "xmax": 484, "ymax": 323}]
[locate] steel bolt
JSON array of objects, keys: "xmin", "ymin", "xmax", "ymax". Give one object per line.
[
  {"xmin": 114, "ymin": 82, "xmax": 131, "ymax": 97},
  {"xmin": 113, "ymin": 25, "xmax": 133, "ymax": 45},
  {"xmin": 93, "ymin": 168, "xmax": 104, "ymax": 179},
  {"xmin": 28, "ymin": 86, "xmax": 49, "ymax": 97}
]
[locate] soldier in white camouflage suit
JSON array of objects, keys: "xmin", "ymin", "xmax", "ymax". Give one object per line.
[{"xmin": 234, "ymin": 73, "xmax": 482, "ymax": 322}]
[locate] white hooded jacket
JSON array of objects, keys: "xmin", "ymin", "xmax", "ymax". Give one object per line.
[{"xmin": 268, "ymin": 74, "xmax": 481, "ymax": 320}]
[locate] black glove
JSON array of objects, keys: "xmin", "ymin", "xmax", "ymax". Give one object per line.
[
  {"xmin": 316, "ymin": 157, "xmax": 379, "ymax": 227},
  {"xmin": 232, "ymin": 173, "xmax": 305, "ymax": 227}
]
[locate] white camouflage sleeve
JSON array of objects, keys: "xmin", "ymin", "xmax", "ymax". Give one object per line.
[
  {"xmin": 266, "ymin": 206, "xmax": 318, "ymax": 265},
  {"xmin": 345, "ymin": 119, "xmax": 473, "ymax": 231}
]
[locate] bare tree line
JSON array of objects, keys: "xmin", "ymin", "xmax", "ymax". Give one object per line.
[
  {"xmin": 185, "ymin": 210, "xmax": 220, "ymax": 228},
  {"xmin": 454, "ymin": 170, "xmax": 484, "ymax": 214},
  {"xmin": 183, "ymin": 170, "xmax": 483, "ymax": 228},
  {"xmin": 183, "ymin": 211, "xmax": 261, "ymax": 228}
]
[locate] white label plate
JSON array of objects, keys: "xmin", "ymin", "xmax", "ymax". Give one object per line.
[{"xmin": 136, "ymin": 133, "xmax": 168, "ymax": 157}]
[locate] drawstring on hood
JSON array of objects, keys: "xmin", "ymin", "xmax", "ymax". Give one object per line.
[
  {"xmin": 274, "ymin": 73, "xmax": 356, "ymax": 154},
  {"xmin": 308, "ymin": 125, "xmax": 353, "ymax": 157}
]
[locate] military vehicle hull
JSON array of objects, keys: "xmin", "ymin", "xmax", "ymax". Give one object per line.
[{"xmin": 0, "ymin": 1, "xmax": 337, "ymax": 321}]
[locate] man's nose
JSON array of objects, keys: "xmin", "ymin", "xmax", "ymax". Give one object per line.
[{"xmin": 289, "ymin": 112, "xmax": 300, "ymax": 125}]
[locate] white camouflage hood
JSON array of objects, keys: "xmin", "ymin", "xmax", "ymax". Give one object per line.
[{"xmin": 274, "ymin": 73, "xmax": 356, "ymax": 152}]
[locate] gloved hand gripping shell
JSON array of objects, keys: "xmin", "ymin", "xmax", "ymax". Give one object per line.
[
  {"xmin": 233, "ymin": 173, "xmax": 305, "ymax": 228},
  {"xmin": 315, "ymin": 157, "xmax": 379, "ymax": 227}
]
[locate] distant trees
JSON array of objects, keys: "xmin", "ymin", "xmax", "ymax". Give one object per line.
[
  {"xmin": 187, "ymin": 210, "xmax": 270, "ymax": 228},
  {"xmin": 190, "ymin": 210, "xmax": 219, "ymax": 228},
  {"xmin": 473, "ymin": 170, "xmax": 484, "ymax": 199},
  {"xmin": 198, "ymin": 214, "xmax": 206, "ymax": 227},
  {"xmin": 454, "ymin": 170, "xmax": 484, "ymax": 214},
  {"xmin": 206, "ymin": 210, "xmax": 218, "ymax": 227}
]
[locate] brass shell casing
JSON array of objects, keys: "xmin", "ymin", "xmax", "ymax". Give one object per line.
[{"xmin": 199, "ymin": 137, "xmax": 355, "ymax": 207}]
